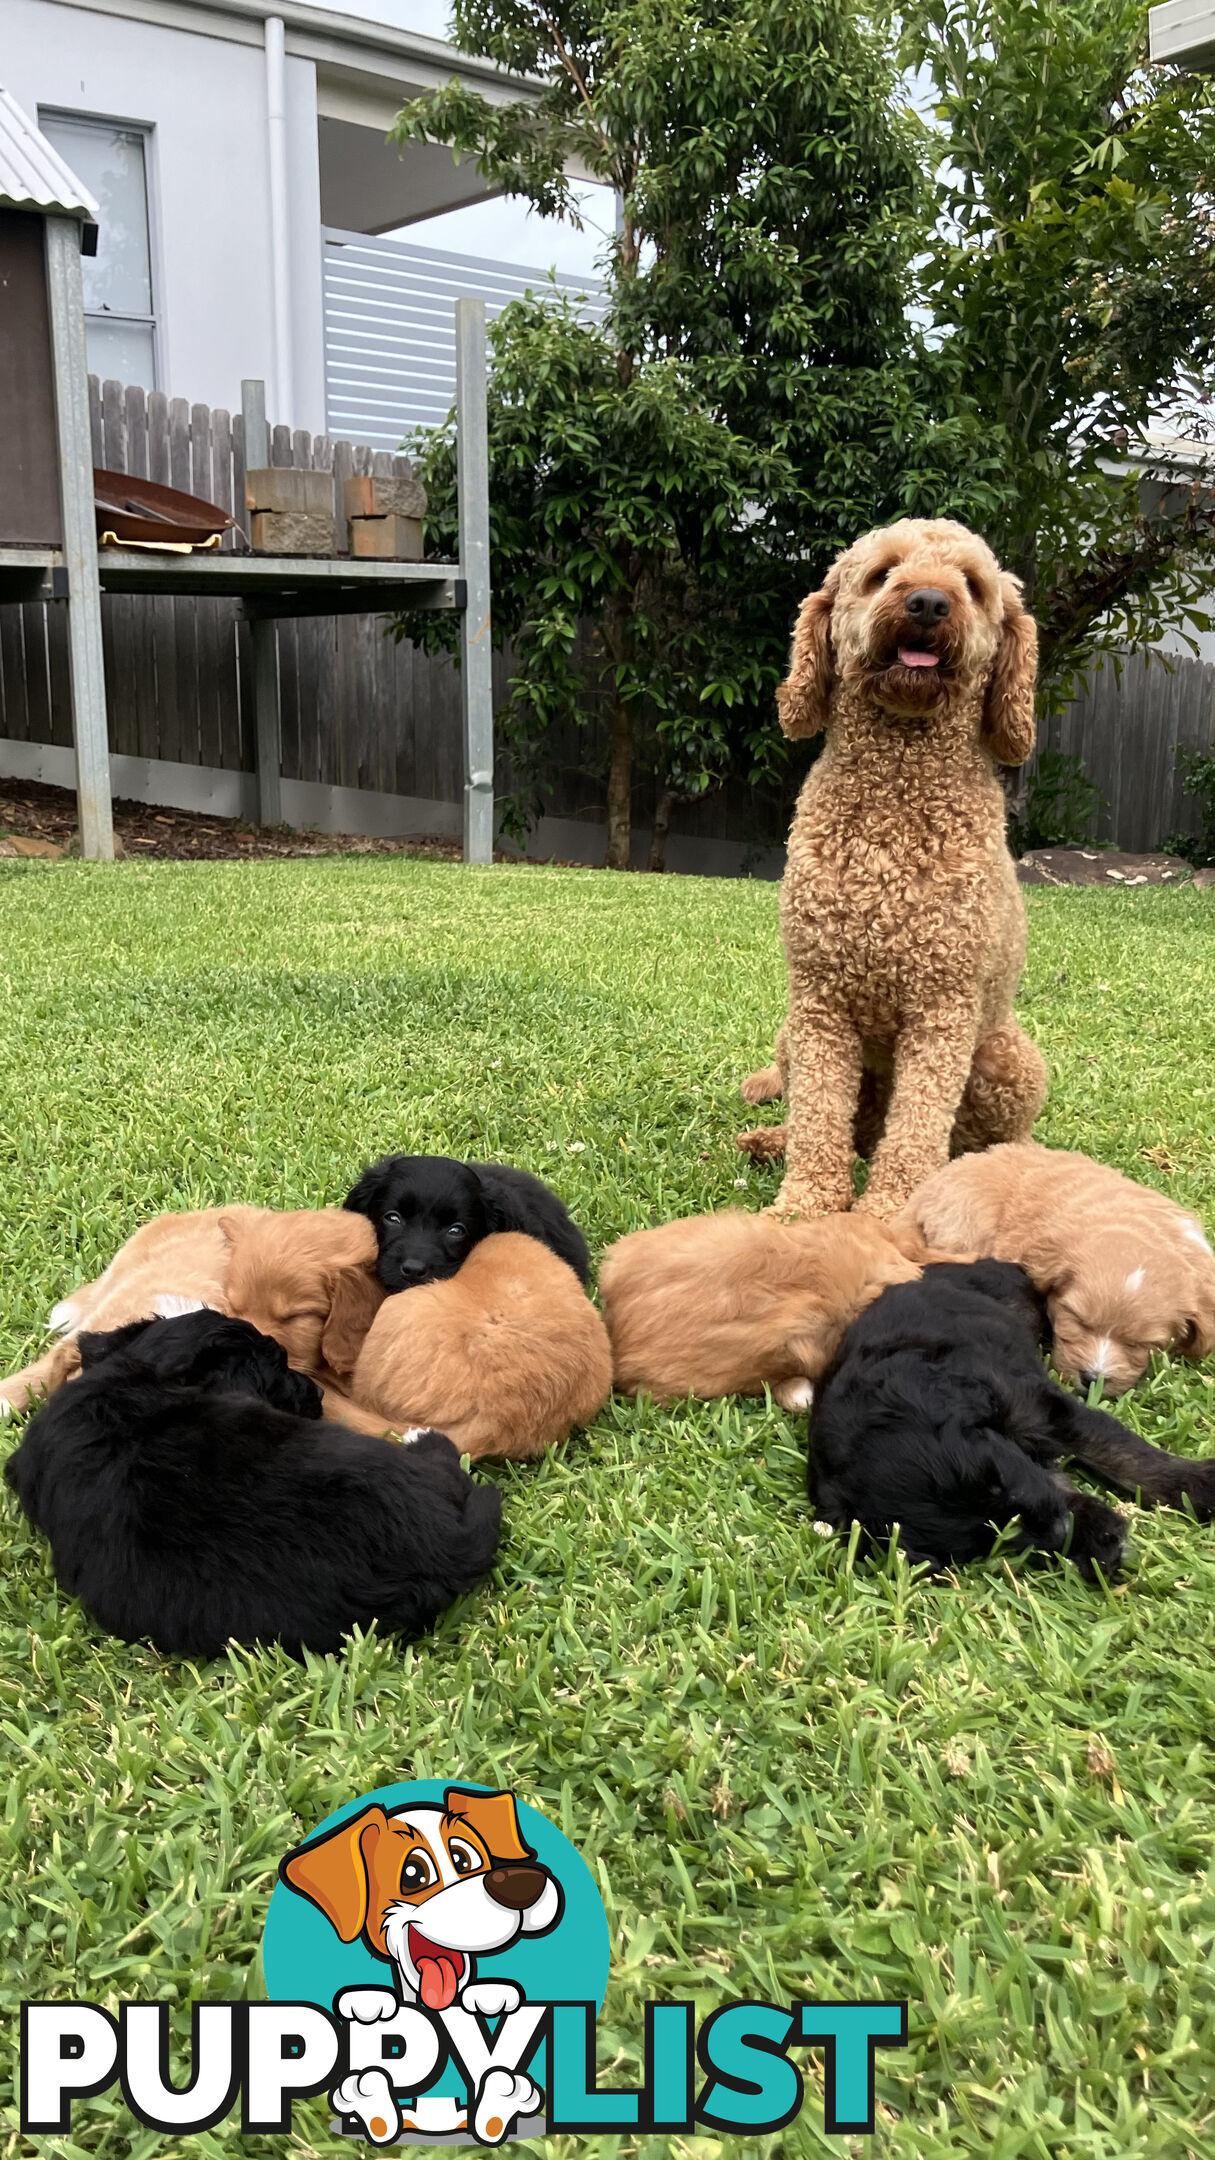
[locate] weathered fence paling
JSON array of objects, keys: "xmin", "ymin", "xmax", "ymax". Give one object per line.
[{"xmin": 1032, "ymin": 654, "xmax": 1215, "ymax": 855}]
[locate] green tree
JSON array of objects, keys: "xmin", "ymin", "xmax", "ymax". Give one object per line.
[
  {"xmin": 904, "ymin": 0, "xmax": 1215, "ymax": 697},
  {"xmin": 397, "ymin": 0, "xmax": 997, "ymax": 865}
]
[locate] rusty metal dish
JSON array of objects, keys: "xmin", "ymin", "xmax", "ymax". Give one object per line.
[{"xmin": 93, "ymin": 469, "xmax": 240, "ymax": 547}]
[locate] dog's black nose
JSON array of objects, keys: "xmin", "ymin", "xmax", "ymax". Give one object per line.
[
  {"xmin": 1078, "ymin": 1368, "xmax": 1099, "ymax": 1390},
  {"xmin": 484, "ymin": 1864, "xmax": 547, "ymax": 1911},
  {"xmin": 904, "ymin": 586, "xmax": 951, "ymax": 624},
  {"xmin": 396, "ymin": 1259, "xmax": 430, "ymax": 1284}
]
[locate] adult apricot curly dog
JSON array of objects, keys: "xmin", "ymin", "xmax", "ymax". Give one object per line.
[{"xmin": 738, "ymin": 517, "xmax": 1048, "ymax": 1220}]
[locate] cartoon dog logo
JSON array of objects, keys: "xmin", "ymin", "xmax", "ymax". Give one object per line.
[{"xmin": 280, "ymin": 1785, "xmax": 563, "ymax": 2143}]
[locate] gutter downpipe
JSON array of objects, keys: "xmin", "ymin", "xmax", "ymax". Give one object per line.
[{"xmin": 264, "ymin": 13, "xmax": 294, "ymax": 425}]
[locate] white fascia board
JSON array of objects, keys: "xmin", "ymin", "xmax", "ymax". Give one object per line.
[
  {"xmin": 1149, "ymin": 0, "xmax": 1215, "ymax": 69},
  {"xmin": 36, "ymin": 0, "xmax": 542, "ymax": 101}
]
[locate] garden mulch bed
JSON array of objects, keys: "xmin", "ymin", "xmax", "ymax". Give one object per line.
[
  {"xmin": 0, "ymin": 775, "xmax": 533, "ymax": 864},
  {"xmin": 1016, "ymin": 847, "xmax": 1196, "ymax": 886},
  {"xmin": 2, "ymin": 775, "xmax": 1207, "ymax": 882}
]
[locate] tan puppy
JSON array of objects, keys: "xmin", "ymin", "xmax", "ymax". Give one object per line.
[
  {"xmin": 1, "ymin": 1206, "xmax": 389, "ymax": 1432},
  {"xmin": 896, "ymin": 1142, "xmax": 1215, "ymax": 1394},
  {"xmin": 352, "ymin": 1232, "xmax": 612, "ymax": 1460},
  {"xmin": 0, "ymin": 1208, "xmax": 234, "ymax": 1414},
  {"xmin": 217, "ymin": 1208, "xmax": 389, "ymax": 1430},
  {"xmin": 600, "ymin": 1209, "xmax": 941, "ymax": 1406}
]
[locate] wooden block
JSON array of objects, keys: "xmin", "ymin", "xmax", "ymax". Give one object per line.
[
  {"xmin": 343, "ymin": 472, "xmax": 428, "ymax": 522},
  {"xmin": 250, "ymin": 509, "xmax": 335, "ymax": 556},
  {"xmin": 245, "ymin": 466, "xmax": 334, "ymax": 516},
  {"xmin": 348, "ymin": 514, "xmax": 424, "ymax": 561}
]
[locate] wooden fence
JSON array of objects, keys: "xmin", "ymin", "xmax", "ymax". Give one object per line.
[
  {"xmin": 1, "ymin": 379, "xmax": 1214, "ymax": 855},
  {"xmin": 0, "ymin": 377, "xmax": 502, "ymax": 805},
  {"xmin": 1034, "ymin": 652, "xmax": 1215, "ymax": 854}
]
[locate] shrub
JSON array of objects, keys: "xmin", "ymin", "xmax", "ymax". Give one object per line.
[
  {"xmin": 1164, "ymin": 745, "xmax": 1215, "ymax": 866},
  {"xmin": 1010, "ymin": 751, "xmax": 1104, "ymax": 853}
]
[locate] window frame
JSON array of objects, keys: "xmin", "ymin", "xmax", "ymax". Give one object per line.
[{"xmin": 37, "ymin": 107, "xmax": 162, "ymax": 392}]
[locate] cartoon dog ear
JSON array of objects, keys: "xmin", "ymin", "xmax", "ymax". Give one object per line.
[
  {"xmin": 321, "ymin": 1265, "xmax": 384, "ymax": 1376},
  {"xmin": 776, "ymin": 579, "xmax": 836, "ymax": 740},
  {"xmin": 280, "ymin": 1805, "xmax": 389, "ymax": 1941},
  {"xmin": 982, "ymin": 573, "xmax": 1038, "ymax": 766},
  {"xmin": 444, "ymin": 1786, "xmax": 534, "ymax": 1863}
]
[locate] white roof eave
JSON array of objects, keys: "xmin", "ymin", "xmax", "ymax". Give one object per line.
[{"xmin": 0, "ymin": 82, "xmax": 100, "ymax": 220}]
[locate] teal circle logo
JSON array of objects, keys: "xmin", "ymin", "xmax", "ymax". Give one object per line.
[{"xmin": 262, "ymin": 1780, "xmax": 610, "ymax": 2142}]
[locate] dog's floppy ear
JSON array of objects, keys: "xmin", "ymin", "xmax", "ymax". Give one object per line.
[
  {"xmin": 76, "ymin": 1318, "xmax": 156, "ymax": 1368},
  {"xmin": 342, "ymin": 1164, "xmax": 384, "ymax": 1219},
  {"xmin": 321, "ymin": 1265, "xmax": 384, "ymax": 1376},
  {"xmin": 279, "ymin": 1804, "xmax": 389, "ymax": 1941},
  {"xmin": 776, "ymin": 578, "xmax": 836, "ymax": 740},
  {"xmin": 444, "ymin": 1785, "xmax": 533, "ymax": 1862},
  {"xmin": 982, "ymin": 573, "xmax": 1038, "ymax": 766},
  {"xmin": 1178, "ymin": 1280, "xmax": 1215, "ymax": 1360},
  {"xmin": 216, "ymin": 1208, "xmax": 254, "ymax": 1251}
]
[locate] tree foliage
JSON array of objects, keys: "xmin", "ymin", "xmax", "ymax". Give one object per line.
[
  {"xmin": 397, "ymin": 0, "xmax": 1215, "ymax": 860},
  {"xmin": 396, "ymin": 0, "xmax": 998, "ymax": 863},
  {"xmin": 903, "ymin": 0, "xmax": 1215, "ymax": 694}
]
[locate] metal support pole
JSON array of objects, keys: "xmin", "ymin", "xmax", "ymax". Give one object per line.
[
  {"xmin": 241, "ymin": 381, "xmax": 281, "ymax": 824},
  {"xmin": 45, "ymin": 214, "xmax": 113, "ymax": 861},
  {"xmin": 455, "ymin": 296, "xmax": 493, "ymax": 866},
  {"xmin": 252, "ymin": 618, "xmax": 282, "ymax": 826}
]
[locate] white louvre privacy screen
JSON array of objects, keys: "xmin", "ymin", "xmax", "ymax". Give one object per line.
[{"xmin": 322, "ymin": 227, "xmax": 608, "ymax": 449}]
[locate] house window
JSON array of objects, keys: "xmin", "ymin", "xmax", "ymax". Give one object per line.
[{"xmin": 39, "ymin": 112, "xmax": 157, "ymax": 390}]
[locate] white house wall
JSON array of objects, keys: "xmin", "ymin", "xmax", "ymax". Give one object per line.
[{"xmin": 3, "ymin": 0, "xmax": 326, "ymax": 430}]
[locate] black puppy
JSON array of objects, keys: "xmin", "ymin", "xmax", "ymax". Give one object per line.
[
  {"xmin": 343, "ymin": 1153, "xmax": 590, "ymax": 1291},
  {"xmin": 5, "ymin": 1309, "xmax": 502, "ymax": 1658},
  {"xmin": 808, "ymin": 1260, "xmax": 1215, "ymax": 1578}
]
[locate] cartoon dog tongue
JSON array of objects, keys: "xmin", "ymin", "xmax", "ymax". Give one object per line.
[{"xmin": 410, "ymin": 1928, "xmax": 464, "ymax": 2009}]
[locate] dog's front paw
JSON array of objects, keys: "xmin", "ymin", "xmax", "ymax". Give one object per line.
[
  {"xmin": 336, "ymin": 1986, "xmax": 401, "ymax": 2025},
  {"xmin": 1173, "ymin": 1461, "xmax": 1215, "ymax": 1522},
  {"xmin": 473, "ymin": 2068, "xmax": 542, "ymax": 2145},
  {"xmin": 773, "ymin": 1376, "xmax": 815, "ymax": 1412},
  {"xmin": 770, "ymin": 1172, "xmax": 851, "ymax": 1220},
  {"xmin": 461, "ymin": 1979, "xmax": 523, "ymax": 2018},
  {"xmin": 1066, "ymin": 1493, "xmax": 1128, "ymax": 1581},
  {"xmin": 332, "ymin": 2068, "xmax": 400, "ymax": 2143}
]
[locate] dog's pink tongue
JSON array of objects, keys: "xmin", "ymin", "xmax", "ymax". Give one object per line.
[
  {"xmin": 899, "ymin": 646, "xmax": 940, "ymax": 669},
  {"xmin": 417, "ymin": 1954, "xmax": 461, "ymax": 2010}
]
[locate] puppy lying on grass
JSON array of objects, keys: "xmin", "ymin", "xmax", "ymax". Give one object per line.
[
  {"xmin": 0, "ymin": 1207, "xmax": 389, "ymax": 1432},
  {"xmin": 343, "ymin": 1154, "xmax": 590, "ymax": 1290},
  {"xmin": 5, "ymin": 1309, "xmax": 501, "ymax": 1658},
  {"xmin": 599, "ymin": 1209, "xmax": 945, "ymax": 1406},
  {"xmin": 894, "ymin": 1142, "xmax": 1215, "ymax": 1395},
  {"xmin": 353, "ymin": 1232, "xmax": 612, "ymax": 1461},
  {"xmin": 808, "ymin": 1260, "xmax": 1215, "ymax": 1579}
]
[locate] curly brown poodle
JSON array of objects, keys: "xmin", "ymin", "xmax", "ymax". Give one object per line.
[{"xmin": 739, "ymin": 517, "xmax": 1047, "ymax": 1220}]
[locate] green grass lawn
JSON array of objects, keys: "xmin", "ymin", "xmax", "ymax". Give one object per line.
[{"xmin": 2, "ymin": 859, "xmax": 1214, "ymax": 2160}]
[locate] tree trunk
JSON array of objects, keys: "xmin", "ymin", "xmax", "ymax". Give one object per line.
[
  {"xmin": 605, "ymin": 693, "xmax": 634, "ymax": 870},
  {"xmin": 647, "ymin": 787, "xmax": 678, "ymax": 872}
]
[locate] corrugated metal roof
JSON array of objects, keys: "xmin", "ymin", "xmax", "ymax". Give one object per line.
[{"xmin": 0, "ymin": 84, "xmax": 99, "ymax": 220}]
